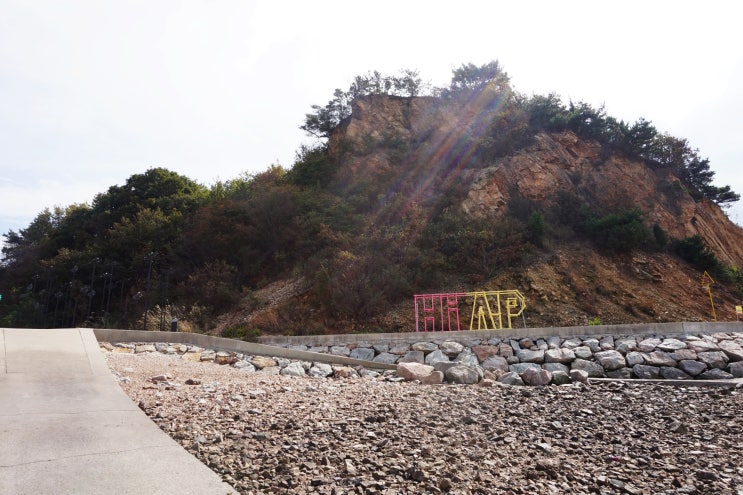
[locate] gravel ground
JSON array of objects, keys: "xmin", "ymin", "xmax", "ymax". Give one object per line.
[{"xmin": 105, "ymin": 351, "xmax": 743, "ymax": 495}]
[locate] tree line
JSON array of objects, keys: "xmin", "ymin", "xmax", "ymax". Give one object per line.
[{"xmin": 1, "ymin": 61, "xmax": 739, "ymax": 333}]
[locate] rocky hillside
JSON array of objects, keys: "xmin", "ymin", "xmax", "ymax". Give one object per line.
[
  {"xmin": 222, "ymin": 93, "xmax": 743, "ymax": 334},
  {"xmin": 4, "ymin": 66, "xmax": 742, "ymax": 335}
]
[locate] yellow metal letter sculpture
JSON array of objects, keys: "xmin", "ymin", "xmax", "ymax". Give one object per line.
[{"xmin": 414, "ymin": 290, "xmax": 526, "ymax": 332}]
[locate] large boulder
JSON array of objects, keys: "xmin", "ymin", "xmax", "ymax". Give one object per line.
[
  {"xmin": 678, "ymin": 360, "xmax": 707, "ymax": 376},
  {"xmin": 544, "ymin": 348, "xmax": 575, "ymax": 364},
  {"xmin": 728, "ymin": 361, "xmax": 743, "ymax": 378},
  {"xmin": 440, "ymin": 341, "xmax": 465, "ymax": 357},
  {"xmin": 399, "ymin": 351, "xmax": 425, "ymax": 364},
  {"xmin": 472, "ymin": 345, "xmax": 501, "ymax": 362},
  {"xmin": 349, "ymin": 347, "xmax": 375, "ymax": 361},
  {"xmin": 641, "ymin": 351, "xmax": 677, "ymax": 367},
  {"xmin": 516, "ymin": 349, "xmax": 545, "ymax": 364},
  {"xmin": 632, "ymin": 364, "xmax": 660, "ymax": 379},
  {"xmin": 445, "ymin": 365, "xmax": 483, "ymax": 385},
  {"xmin": 660, "ymin": 367, "xmax": 691, "ymax": 380},
  {"xmin": 718, "ymin": 340, "xmax": 743, "ymax": 362},
  {"xmin": 594, "ymin": 350, "xmax": 626, "ymax": 371},
  {"xmin": 397, "ymin": 362, "xmax": 435, "ymax": 382},
  {"xmin": 520, "ymin": 368, "xmax": 553, "ymax": 386},
  {"xmin": 497, "ymin": 371, "xmax": 524, "ymax": 386},
  {"xmin": 697, "ymin": 351, "xmax": 729, "ymax": 369},
  {"xmin": 570, "ymin": 358, "xmax": 606, "ymax": 377},
  {"xmin": 481, "ymin": 355, "xmax": 509, "ymax": 373}
]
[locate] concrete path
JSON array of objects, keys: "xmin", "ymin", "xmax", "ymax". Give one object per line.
[{"xmin": 0, "ymin": 328, "xmax": 236, "ymax": 495}]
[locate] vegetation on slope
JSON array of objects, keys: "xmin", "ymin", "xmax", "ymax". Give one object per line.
[{"xmin": 1, "ymin": 62, "xmax": 740, "ymax": 333}]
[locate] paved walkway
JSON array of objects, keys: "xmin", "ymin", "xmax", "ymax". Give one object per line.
[{"xmin": 0, "ymin": 328, "xmax": 236, "ymax": 495}]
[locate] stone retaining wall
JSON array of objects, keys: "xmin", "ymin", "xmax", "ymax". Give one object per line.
[{"xmin": 101, "ymin": 329, "xmax": 743, "ymax": 386}]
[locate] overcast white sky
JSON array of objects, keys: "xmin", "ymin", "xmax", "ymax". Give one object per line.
[{"xmin": 2, "ymin": 0, "xmax": 742, "ymax": 251}]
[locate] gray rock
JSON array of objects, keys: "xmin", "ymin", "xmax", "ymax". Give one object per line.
[
  {"xmin": 389, "ymin": 343, "xmax": 411, "ymax": 355},
  {"xmin": 573, "ymin": 346, "xmax": 593, "ymax": 359},
  {"xmin": 509, "ymin": 339, "xmax": 521, "ymax": 353},
  {"xmin": 543, "ymin": 362, "xmax": 569, "ymax": 374},
  {"xmin": 697, "ymin": 351, "xmax": 729, "ymax": 369},
  {"xmin": 632, "ymin": 364, "xmax": 660, "ymax": 379},
  {"xmin": 509, "ymin": 362, "xmax": 542, "ymax": 374},
  {"xmin": 232, "ymin": 360, "xmax": 256, "ymax": 372},
  {"xmin": 308, "ymin": 362, "xmax": 333, "ymax": 378},
  {"xmin": 546, "ymin": 336, "xmax": 562, "ymax": 349},
  {"xmin": 260, "ymin": 366, "xmax": 281, "ymax": 375},
  {"xmin": 373, "ymin": 352, "xmax": 399, "ymax": 365},
  {"xmin": 424, "ymin": 349, "xmax": 449, "ymax": 365},
  {"xmin": 309, "ymin": 346, "xmax": 328, "ymax": 354},
  {"xmin": 615, "ymin": 337, "xmax": 637, "ymax": 354},
  {"xmin": 349, "ymin": 347, "xmax": 375, "ymax": 361},
  {"xmin": 398, "ymin": 351, "xmax": 425, "ymax": 364},
  {"xmin": 516, "ymin": 348, "xmax": 545, "ymax": 364},
  {"xmin": 506, "ymin": 356, "xmax": 519, "ymax": 365},
  {"xmin": 606, "ymin": 368, "xmax": 632, "ymax": 379},
  {"xmin": 432, "ymin": 361, "xmax": 459, "ymax": 374},
  {"xmin": 637, "ymin": 338, "xmax": 661, "ymax": 352},
  {"xmin": 280, "ymin": 362, "xmax": 307, "ymax": 377},
  {"xmin": 569, "ymin": 369, "xmax": 589, "ymax": 384},
  {"xmin": 583, "ymin": 338, "xmax": 601, "ymax": 352},
  {"xmin": 497, "ymin": 371, "xmax": 525, "ymax": 386},
  {"xmin": 535, "ymin": 339, "xmax": 548, "ymax": 351},
  {"xmin": 520, "ymin": 368, "xmax": 553, "ymax": 386},
  {"xmin": 570, "ymin": 358, "xmax": 606, "ymax": 377},
  {"xmin": 562, "ymin": 338, "xmax": 583, "ymax": 349},
  {"xmin": 544, "ymin": 348, "xmax": 575, "ymax": 364},
  {"xmin": 687, "ymin": 340, "xmax": 720, "ymax": 353},
  {"xmin": 135, "ymin": 344, "xmax": 156, "ymax": 354},
  {"xmin": 199, "ymin": 349, "xmax": 216, "ymax": 361},
  {"xmin": 678, "ymin": 359, "xmax": 707, "ymax": 376},
  {"xmin": 275, "ymin": 357, "xmax": 291, "ymax": 368},
  {"xmin": 626, "ymin": 351, "xmax": 645, "ymax": 367},
  {"xmin": 372, "ymin": 343, "xmax": 389, "ymax": 353},
  {"xmin": 657, "ymin": 338, "xmax": 687, "ymax": 352},
  {"xmin": 660, "ymin": 367, "xmax": 691, "ymax": 380},
  {"xmin": 440, "ymin": 341, "xmax": 464, "ymax": 356},
  {"xmin": 642, "ymin": 351, "xmax": 677, "ymax": 367},
  {"xmin": 445, "ymin": 365, "xmax": 483, "ymax": 385},
  {"xmin": 454, "ymin": 347, "xmax": 480, "ymax": 366},
  {"xmin": 599, "ymin": 335, "xmax": 615, "ymax": 350},
  {"xmin": 411, "ymin": 342, "xmax": 438, "ymax": 353},
  {"xmin": 330, "ymin": 346, "xmax": 351, "ymax": 357},
  {"xmin": 699, "ymin": 368, "xmax": 734, "ymax": 380},
  {"xmin": 594, "ymin": 350, "xmax": 626, "ymax": 371},
  {"xmin": 718, "ymin": 340, "xmax": 743, "ymax": 361},
  {"xmin": 728, "ymin": 361, "xmax": 743, "ymax": 378},
  {"xmin": 487, "ymin": 336, "xmax": 502, "ymax": 346},
  {"xmin": 551, "ymin": 370, "xmax": 572, "ymax": 385},
  {"xmin": 481, "ymin": 355, "xmax": 509, "ymax": 373}
]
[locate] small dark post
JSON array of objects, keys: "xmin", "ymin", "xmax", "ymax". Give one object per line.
[{"xmin": 171, "ymin": 317, "xmax": 178, "ymax": 332}]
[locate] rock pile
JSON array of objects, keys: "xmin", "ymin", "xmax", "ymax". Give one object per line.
[
  {"xmin": 102, "ymin": 331, "xmax": 743, "ymax": 386},
  {"xmin": 279, "ymin": 332, "xmax": 743, "ymax": 385},
  {"xmin": 106, "ymin": 351, "xmax": 743, "ymax": 494}
]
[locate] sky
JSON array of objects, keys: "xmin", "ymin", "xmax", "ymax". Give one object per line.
[{"xmin": 2, "ymin": 0, "xmax": 742, "ymax": 252}]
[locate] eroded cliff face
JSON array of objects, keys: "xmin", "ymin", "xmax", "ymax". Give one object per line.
[{"xmin": 330, "ymin": 95, "xmax": 743, "ymax": 268}]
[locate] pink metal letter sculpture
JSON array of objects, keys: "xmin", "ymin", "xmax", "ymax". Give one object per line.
[{"xmin": 414, "ymin": 290, "xmax": 526, "ymax": 332}]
